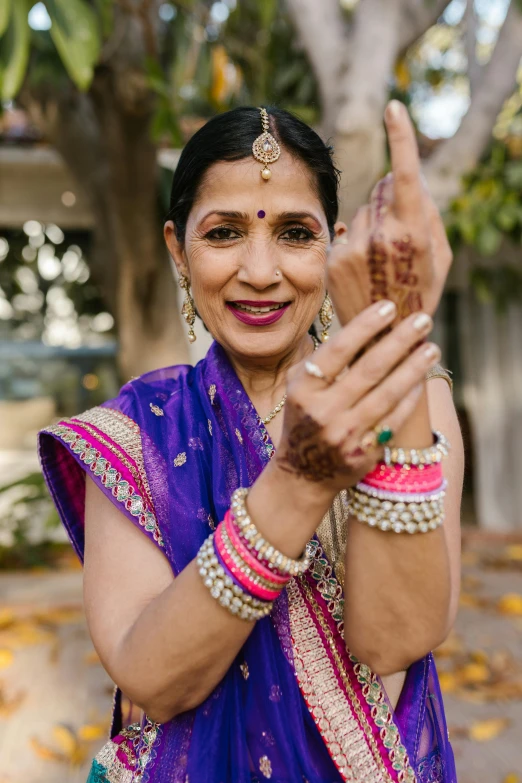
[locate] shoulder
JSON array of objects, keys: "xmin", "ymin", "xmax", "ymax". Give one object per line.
[{"xmin": 38, "ymin": 362, "xmax": 193, "ymax": 561}]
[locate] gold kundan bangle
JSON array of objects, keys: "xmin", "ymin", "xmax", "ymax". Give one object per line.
[{"xmin": 425, "ymin": 364, "xmax": 453, "ymax": 394}]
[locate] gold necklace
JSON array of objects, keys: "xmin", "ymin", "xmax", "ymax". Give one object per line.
[{"xmin": 261, "ymin": 336, "xmax": 320, "ymax": 425}]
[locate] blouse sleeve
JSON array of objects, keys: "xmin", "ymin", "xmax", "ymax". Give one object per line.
[{"xmin": 38, "ymin": 403, "xmax": 164, "ymax": 563}]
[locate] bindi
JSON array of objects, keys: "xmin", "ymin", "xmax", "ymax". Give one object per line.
[{"xmin": 257, "ymin": 210, "xmax": 266, "ymax": 219}]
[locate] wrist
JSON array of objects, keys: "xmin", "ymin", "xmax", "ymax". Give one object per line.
[{"xmin": 247, "ymin": 459, "xmax": 335, "ymax": 559}]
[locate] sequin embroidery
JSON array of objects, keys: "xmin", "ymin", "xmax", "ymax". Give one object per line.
[
  {"xmin": 240, "ymin": 662, "xmax": 249, "ymax": 680},
  {"xmin": 208, "ymin": 384, "xmax": 217, "ymax": 404},
  {"xmin": 259, "ymin": 755, "xmax": 272, "ymax": 779},
  {"xmin": 150, "ymin": 403, "xmax": 164, "ymax": 417},
  {"xmin": 235, "ymin": 428, "xmax": 243, "ymax": 444},
  {"xmin": 173, "ymin": 452, "xmax": 187, "ymax": 467}
]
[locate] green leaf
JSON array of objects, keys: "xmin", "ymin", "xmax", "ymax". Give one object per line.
[
  {"xmin": 44, "ymin": 0, "xmax": 100, "ymax": 90},
  {"xmin": 0, "ymin": 0, "xmax": 30, "ymax": 101},
  {"xmin": 94, "ymin": 0, "xmax": 114, "ymax": 38},
  {"xmin": 0, "ymin": 0, "xmax": 10, "ymax": 39},
  {"xmin": 476, "ymin": 223, "xmax": 503, "ymax": 256}
]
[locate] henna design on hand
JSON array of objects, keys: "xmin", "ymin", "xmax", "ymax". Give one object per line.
[
  {"xmin": 277, "ymin": 412, "xmax": 345, "ymax": 482},
  {"xmin": 390, "ymin": 234, "xmax": 423, "ymax": 317}
]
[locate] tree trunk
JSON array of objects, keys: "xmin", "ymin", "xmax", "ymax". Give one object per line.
[{"xmin": 22, "ymin": 69, "xmax": 189, "ymax": 381}]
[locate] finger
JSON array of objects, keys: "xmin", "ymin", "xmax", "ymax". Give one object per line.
[
  {"xmin": 369, "ymin": 173, "xmax": 394, "ymax": 230},
  {"xmin": 331, "ymin": 310, "xmax": 434, "ymax": 407},
  {"xmin": 352, "ymin": 341, "xmax": 441, "ymax": 431},
  {"xmin": 337, "ymin": 383, "xmax": 423, "ymax": 462},
  {"xmin": 300, "ymin": 300, "xmax": 397, "ymax": 382},
  {"xmin": 384, "ymin": 100, "xmax": 424, "ymax": 222}
]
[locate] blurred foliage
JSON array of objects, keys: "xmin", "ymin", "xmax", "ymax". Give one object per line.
[
  {"xmin": 446, "ymin": 128, "xmax": 522, "ymax": 311},
  {"xmin": 0, "ymin": 471, "xmax": 63, "ymax": 569},
  {"xmin": 0, "ymin": 226, "xmax": 107, "ymax": 344}
]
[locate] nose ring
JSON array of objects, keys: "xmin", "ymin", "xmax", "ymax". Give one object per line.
[{"xmin": 275, "ymin": 270, "xmax": 282, "ymax": 277}]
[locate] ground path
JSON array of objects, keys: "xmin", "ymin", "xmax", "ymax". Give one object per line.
[{"xmin": 0, "ymin": 532, "xmax": 521, "ymax": 782}]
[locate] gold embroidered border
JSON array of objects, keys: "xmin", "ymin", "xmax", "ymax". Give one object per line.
[
  {"xmin": 95, "ymin": 740, "xmax": 134, "ymax": 783},
  {"xmin": 74, "ymin": 407, "xmax": 154, "ymax": 510},
  {"xmin": 45, "ymin": 422, "xmax": 164, "ymax": 548},
  {"xmin": 305, "ymin": 543, "xmax": 417, "ymax": 783},
  {"xmin": 287, "ymin": 578, "xmax": 388, "ymax": 783}
]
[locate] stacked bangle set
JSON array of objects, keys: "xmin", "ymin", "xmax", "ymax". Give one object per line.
[
  {"xmin": 347, "ymin": 431, "xmax": 451, "ymax": 535},
  {"xmin": 198, "ymin": 432, "xmax": 451, "ymax": 620},
  {"xmin": 197, "ymin": 488, "xmax": 309, "ymax": 622}
]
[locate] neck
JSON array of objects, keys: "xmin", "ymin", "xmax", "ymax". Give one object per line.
[{"xmin": 225, "ymin": 334, "xmax": 316, "ymax": 412}]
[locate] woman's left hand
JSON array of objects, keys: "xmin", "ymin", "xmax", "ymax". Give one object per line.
[{"xmin": 326, "ymin": 100, "xmax": 453, "ymax": 328}]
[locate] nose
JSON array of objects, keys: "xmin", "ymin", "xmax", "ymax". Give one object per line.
[{"xmin": 236, "ymin": 239, "xmax": 281, "ymax": 289}]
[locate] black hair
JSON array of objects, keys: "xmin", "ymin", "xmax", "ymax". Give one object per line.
[{"xmin": 166, "ymin": 105, "xmax": 340, "ymax": 242}]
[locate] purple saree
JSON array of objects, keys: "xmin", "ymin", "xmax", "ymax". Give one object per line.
[{"xmin": 39, "ymin": 341, "xmax": 457, "ymax": 783}]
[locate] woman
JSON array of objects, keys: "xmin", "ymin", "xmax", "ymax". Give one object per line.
[{"xmin": 39, "ymin": 101, "xmax": 463, "ymax": 783}]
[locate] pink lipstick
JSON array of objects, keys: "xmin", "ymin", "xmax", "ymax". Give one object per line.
[{"xmin": 226, "ymin": 300, "xmax": 290, "ymax": 326}]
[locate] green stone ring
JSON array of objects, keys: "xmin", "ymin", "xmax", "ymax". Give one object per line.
[{"xmin": 375, "ymin": 425, "xmax": 394, "ymax": 445}]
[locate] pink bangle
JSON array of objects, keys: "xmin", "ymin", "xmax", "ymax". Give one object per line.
[
  {"xmin": 363, "ymin": 462, "xmax": 443, "ymax": 493},
  {"xmin": 225, "ymin": 512, "xmax": 289, "ymax": 587},
  {"xmin": 215, "ymin": 524, "xmax": 282, "ymax": 602}
]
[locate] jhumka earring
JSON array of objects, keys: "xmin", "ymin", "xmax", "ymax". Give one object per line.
[
  {"xmin": 319, "ymin": 293, "xmax": 334, "ymax": 342},
  {"xmin": 252, "ymin": 108, "xmax": 281, "ymax": 181},
  {"xmin": 179, "ymin": 274, "xmax": 196, "ymax": 343}
]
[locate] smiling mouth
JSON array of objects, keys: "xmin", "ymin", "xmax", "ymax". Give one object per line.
[{"xmin": 228, "ymin": 301, "xmax": 289, "ymax": 314}]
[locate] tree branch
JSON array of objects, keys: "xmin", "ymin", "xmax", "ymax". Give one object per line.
[
  {"xmin": 284, "ymin": 0, "xmax": 348, "ymax": 132},
  {"xmin": 424, "ymin": 0, "xmax": 522, "ymax": 208},
  {"xmin": 464, "ymin": 0, "xmax": 481, "ymax": 95},
  {"xmin": 398, "ymin": 0, "xmax": 452, "ymax": 52}
]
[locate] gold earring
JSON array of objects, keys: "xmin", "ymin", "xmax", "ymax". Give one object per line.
[
  {"xmin": 179, "ymin": 275, "xmax": 196, "ymax": 343},
  {"xmin": 319, "ymin": 293, "xmax": 334, "ymax": 342}
]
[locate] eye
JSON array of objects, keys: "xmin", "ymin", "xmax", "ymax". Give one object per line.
[
  {"xmin": 280, "ymin": 226, "xmax": 314, "ymax": 243},
  {"xmin": 205, "ymin": 226, "xmax": 241, "ymax": 242}
]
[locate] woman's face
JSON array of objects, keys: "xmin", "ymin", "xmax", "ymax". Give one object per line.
[{"xmin": 165, "ymin": 150, "xmax": 345, "ymax": 364}]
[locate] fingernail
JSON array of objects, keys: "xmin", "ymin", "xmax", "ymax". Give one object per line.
[
  {"xmin": 424, "ymin": 343, "xmax": 440, "ymax": 361},
  {"xmin": 378, "ymin": 301, "xmax": 396, "ymax": 317},
  {"xmin": 386, "ymin": 100, "xmax": 402, "ymax": 120},
  {"xmin": 413, "ymin": 313, "xmax": 432, "ymax": 331}
]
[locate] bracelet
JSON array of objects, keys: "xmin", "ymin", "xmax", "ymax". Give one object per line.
[
  {"xmin": 362, "ymin": 462, "xmax": 444, "ymax": 493},
  {"xmin": 197, "ymin": 535, "xmax": 273, "ymax": 621},
  {"xmin": 346, "ymin": 485, "xmax": 446, "ymax": 534},
  {"xmin": 225, "ymin": 512, "xmax": 288, "ymax": 587},
  {"xmin": 231, "ymin": 488, "xmax": 310, "ymax": 577},
  {"xmin": 425, "ymin": 364, "xmax": 453, "ymax": 394},
  {"xmin": 217, "ymin": 523, "xmax": 284, "ymax": 601},
  {"xmin": 383, "ymin": 430, "xmax": 450, "ymax": 467}
]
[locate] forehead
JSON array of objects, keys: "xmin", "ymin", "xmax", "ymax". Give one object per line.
[{"xmin": 191, "ymin": 150, "xmax": 323, "ymax": 218}]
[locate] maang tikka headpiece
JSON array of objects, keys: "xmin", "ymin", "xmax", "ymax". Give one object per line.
[{"xmin": 253, "ymin": 107, "xmax": 281, "ymax": 181}]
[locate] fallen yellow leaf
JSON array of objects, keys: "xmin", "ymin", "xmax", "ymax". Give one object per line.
[
  {"xmin": 468, "ymin": 717, "xmax": 510, "ymax": 742},
  {"xmin": 0, "ymin": 610, "xmax": 15, "ymax": 630},
  {"xmin": 505, "ymin": 545, "xmax": 522, "ymax": 561},
  {"xmin": 30, "ymin": 737, "xmax": 66, "ymax": 763},
  {"xmin": 498, "ymin": 594, "xmax": 522, "ymax": 616},
  {"xmin": 52, "ymin": 724, "xmax": 78, "ymax": 757},
  {"xmin": 470, "ymin": 650, "xmax": 489, "ymax": 665},
  {"xmin": 460, "ymin": 662, "xmax": 490, "ymax": 685},
  {"xmin": 438, "ymin": 671, "xmax": 459, "ymax": 693},
  {"xmin": 0, "ymin": 649, "xmax": 14, "ymax": 670},
  {"xmin": 78, "ymin": 723, "xmax": 106, "ymax": 742}
]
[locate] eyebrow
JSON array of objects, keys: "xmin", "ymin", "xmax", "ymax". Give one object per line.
[
  {"xmin": 198, "ymin": 210, "xmax": 322, "ymax": 225},
  {"xmin": 199, "ymin": 210, "xmax": 249, "ymax": 223}
]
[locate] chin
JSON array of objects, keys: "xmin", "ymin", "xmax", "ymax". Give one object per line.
[{"xmin": 225, "ymin": 329, "xmax": 296, "ymax": 359}]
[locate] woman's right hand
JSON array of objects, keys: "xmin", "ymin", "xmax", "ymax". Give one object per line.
[{"xmin": 275, "ymin": 299, "xmax": 440, "ymax": 496}]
